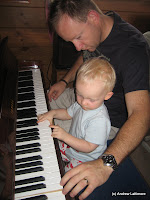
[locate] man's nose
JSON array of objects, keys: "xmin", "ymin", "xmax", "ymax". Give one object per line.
[{"xmin": 72, "ymin": 40, "xmax": 83, "ymax": 51}]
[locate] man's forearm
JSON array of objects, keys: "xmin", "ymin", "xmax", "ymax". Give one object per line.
[
  {"xmin": 105, "ymin": 97, "xmax": 149, "ymax": 165},
  {"xmin": 106, "ymin": 90, "xmax": 150, "ymax": 164}
]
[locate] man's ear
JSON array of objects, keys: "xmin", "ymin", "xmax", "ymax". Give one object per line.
[
  {"xmin": 104, "ymin": 92, "xmax": 114, "ymax": 100},
  {"xmin": 87, "ymin": 10, "xmax": 99, "ymax": 24}
]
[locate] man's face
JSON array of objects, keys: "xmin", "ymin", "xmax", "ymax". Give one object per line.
[{"xmin": 55, "ymin": 14, "xmax": 101, "ymax": 52}]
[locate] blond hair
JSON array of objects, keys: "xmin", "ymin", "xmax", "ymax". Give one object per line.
[{"xmin": 77, "ymin": 57, "xmax": 116, "ymax": 92}]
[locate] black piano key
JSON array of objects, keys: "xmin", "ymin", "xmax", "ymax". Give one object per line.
[
  {"xmin": 16, "ymin": 142, "xmax": 40, "ymax": 150},
  {"xmin": 15, "ymin": 166, "xmax": 44, "ymax": 176},
  {"xmin": 18, "ymin": 86, "xmax": 34, "ymax": 94},
  {"xmin": 15, "ymin": 160, "xmax": 43, "ymax": 169},
  {"xmin": 16, "ymin": 155, "xmax": 42, "ymax": 164},
  {"xmin": 17, "ymin": 114, "xmax": 37, "ymax": 120},
  {"xmin": 19, "ymin": 195, "xmax": 48, "ymax": 200},
  {"xmin": 16, "ymin": 147, "xmax": 41, "ymax": 155},
  {"xmin": 16, "ymin": 131, "xmax": 39, "ymax": 139},
  {"xmin": 17, "ymin": 108, "xmax": 36, "ymax": 119},
  {"xmin": 16, "ymin": 128, "xmax": 39, "ymax": 135},
  {"xmin": 15, "ymin": 183, "xmax": 46, "ymax": 194},
  {"xmin": 18, "ymin": 75, "xmax": 33, "ymax": 82},
  {"xmin": 19, "ymin": 70, "xmax": 32, "ymax": 76},
  {"xmin": 16, "ymin": 136, "xmax": 40, "ymax": 143},
  {"xmin": 18, "ymin": 92, "xmax": 35, "ymax": 101},
  {"xmin": 17, "ymin": 107, "xmax": 36, "ymax": 113},
  {"xmin": 17, "ymin": 119, "xmax": 38, "ymax": 128},
  {"xmin": 17, "ymin": 100, "xmax": 36, "ymax": 109},
  {"xmin": 15, "ymin": 176, "xmax": 45, "ymax": 186},
  {"xmin": 18, "ymin": 80, "xmax": 34, "ymax": 88},
  {"xmin": 16, "ymin": 130, "xmax": 39, "ymax": 137}
]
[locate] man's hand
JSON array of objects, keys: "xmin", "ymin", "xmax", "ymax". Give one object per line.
[
  {"xmin": 50, "ymin": 124, "xmax": 69, "ymax": 141},
  {"xmin": 60, "ymin": 159, "xmax": 113, "ymax": 200},
  {"xmin": 48, "ymin": 81, "xmax": 67, "ymax": 101}
]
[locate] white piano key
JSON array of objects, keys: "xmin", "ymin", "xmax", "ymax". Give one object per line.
[
  {"xmin": 38, "ymin": 120, "xmax": 50, "ymax": 127},
  {"xmin": 17, "ymin": 117, "xmax": 37, "ymax": 123},
  {"xmin": 17, "ymin": 192, "xmax": 66, "ymax": 200},
  {"xmin": 15, "ymin": 188, "xmax": 64, "ymax": 200}
]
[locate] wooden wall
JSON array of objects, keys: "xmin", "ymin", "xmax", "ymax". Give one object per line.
[
  {"xmin": 0, "ymin": 0, "xmax": 150, "ymax": 89},
  {"xmin": 0, "ymin": 0, "xmax": 52, "ymax": 90},
  {"xmin": 94, "ymin": 0, "xmax": 150, "ymax": 33}
]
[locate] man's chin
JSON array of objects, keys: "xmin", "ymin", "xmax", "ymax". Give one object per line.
[
  {"xmin": 83, "ymin": 47, "xmax": 96, "ymax": 52},
  {"xmin": 88, "ymin": 47, "xmax": 96, "ymax": 52}
]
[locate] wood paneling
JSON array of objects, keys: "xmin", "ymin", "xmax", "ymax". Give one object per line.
[
  {"xmin": 0, "ymin": 0, "xmax": 150, "ymax": 89},
  {"xmin": 0, "ymin": 7, "xmax": 47, "ymax": 28},
  {"xmin": 0, "ymin": 0, "xmax": 52, "ymax": 89},
  {"xmin": 11, "ymin": 46, "xmax": 53, "ymax": 89},
  {"xmin": 0, "ymin": 0, "xmax": 45, "ymax": 7},
  {"xmin": 0, "ymin": 28, "xmax": 51, "ymax": 47},
  {"xmin": 94, "ymin": 0, "xmax": 150, "ymax": 33},
  {"xmin": 94, "ymin": 0, "xmax": 150, "ymax": 13}
]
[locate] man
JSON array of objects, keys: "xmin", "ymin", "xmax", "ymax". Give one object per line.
[{"xmin": 47, "ymin": 0, "xmax": 150, "ymax": 199}]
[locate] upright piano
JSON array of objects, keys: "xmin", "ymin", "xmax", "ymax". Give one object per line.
[{"xmin": 0, "ymin": 37, "xmax": 74, "ymax": 200}]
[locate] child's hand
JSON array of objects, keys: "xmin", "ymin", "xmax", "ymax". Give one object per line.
[
  {"xmin": 37, "ymin": 112, "xmax": 53, "ymax": 125},
  {"xmin": 50, "ymin": 124, "xmax": 68, "ymax": 141}
]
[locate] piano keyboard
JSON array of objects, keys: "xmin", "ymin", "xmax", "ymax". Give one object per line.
[{"xmin": 15, "ymin": 68, "xmax": 66, "ymax": 200}]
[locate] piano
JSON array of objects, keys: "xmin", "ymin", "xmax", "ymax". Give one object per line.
[{"xmin": 0, "ymin": 37, "xmax": 75, "ymax": 200}]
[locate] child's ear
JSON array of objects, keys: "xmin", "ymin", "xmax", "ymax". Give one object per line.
[{"xmin": 104, "ymin": 92, "xmax": 114, "ymax": 100}]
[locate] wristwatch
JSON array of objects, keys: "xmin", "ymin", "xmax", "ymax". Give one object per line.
[{"xmin": 100, "ymin": 154, "xmax": 118, "ymax": 170}]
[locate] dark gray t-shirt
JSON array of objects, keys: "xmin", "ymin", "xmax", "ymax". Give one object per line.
[{"xmin": 83, "ymin": 11, "xmax": 149, "ymax": 128}]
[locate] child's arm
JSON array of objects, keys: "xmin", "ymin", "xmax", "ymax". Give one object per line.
[
  {"xmin": 51, "ymin": 125, "xmax": 98, "ymax": 153},
  {"xmin": 37, "ymin": 109, "xmax": 72, "ymax": 124}
]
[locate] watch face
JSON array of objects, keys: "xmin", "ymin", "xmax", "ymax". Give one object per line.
[{"xmin": 102, "ymin": 154, "xmax": 117, "ymax": 170}]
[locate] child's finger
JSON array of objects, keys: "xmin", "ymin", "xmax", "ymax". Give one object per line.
[
  {"xmin": 50, "ymin": 124, "xmax": 58, "ymax": 128},
  {"xmin": 51, "ymin": 132, "xmax": 56, "ymax": 138},
  {"xmin": 37, "ymin": 117, "xmax": 45, "ymax": 123},
  {"xmin": 37, "ymin": 114, "xmax": 45, "ymax": 120}
]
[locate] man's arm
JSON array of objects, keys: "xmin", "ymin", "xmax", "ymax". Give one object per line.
[
  {"xmin": 105, "ymin": 90, "xmax": 150, "ymax": 164},
  {"xmin": 60, "ymin": 90, "xmax": 150, "ymax": 200},
  {"xmin": 62, "ymin": 54, "xmax": 83, "ymax": 83},
  {"xmin": 48, "ymin": 54, "xmax": 83, "ymax": 101}
]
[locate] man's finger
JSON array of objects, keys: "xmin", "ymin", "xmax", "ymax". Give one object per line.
[
  {"xmin": 69, "ymin": 178, "xmax": 89, "ymax": 198},
  {"xmin": 78, "ymin": 185, "xmax": 94, "ymax": 200},
  {"xmin": 61, "ymin": 165, "xmax": 86, "ymax": 195}
]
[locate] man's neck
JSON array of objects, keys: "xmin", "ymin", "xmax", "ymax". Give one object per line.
[{"xmin": 100, "ymin": 14, "xmax": 114, "ymax": 43}]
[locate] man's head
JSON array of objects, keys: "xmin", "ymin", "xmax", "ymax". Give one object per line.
[
  {"xmin": 75, "ymin": 57, "xmax": 116, "ymax": 110},
  {"xmin": 48, "ymin": 0, "xmax": 104, "ymax": 52}
]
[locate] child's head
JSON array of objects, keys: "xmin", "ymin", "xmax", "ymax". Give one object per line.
[{"xmin": 76, "ymin": 57, "xmax": 116, "ymax": 110}]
